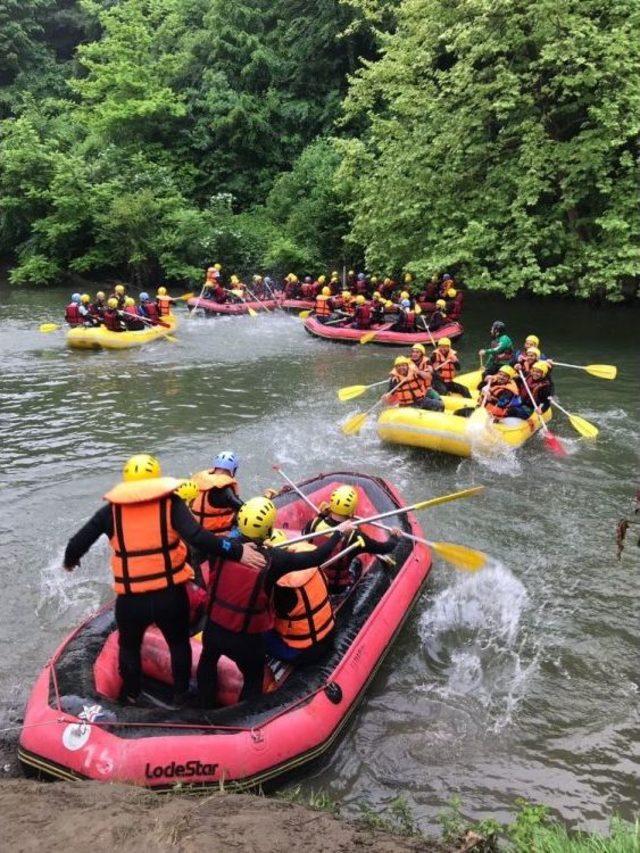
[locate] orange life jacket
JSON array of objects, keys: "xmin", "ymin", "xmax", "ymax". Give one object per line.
[
  {"xmin": 389, "ymin": 366, "xmax": 424, "ymax": 407},
  {"xmin": 314, "ymin": 295, "xmax": 332, "ymax": 317},
  {"xmin": 106, "ymin": 479, "xmax": 191, "ymax": 595},
  {"xmin": 274, "ymin": 567, "xmax": 334, "ymax": 649},
  {"xmin": 432, "ymin": 348, "xmax": 457, "ymax": 382},
  {"xmin": 207, "ymin": 554, "xmax": 273, "ymax": 633},
  {"xmin": 191, "ymin": 472, "xmax": 239, "ymax": 534},
  {"xmin": 157, "ymin": 296, "xmax": 172, "ymax": 316},
  {"xmin": 485, "ymin": 378, "xmax": 519, "ymax": 418}
]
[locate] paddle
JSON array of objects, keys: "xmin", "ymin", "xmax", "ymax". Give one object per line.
[
  {"xmin": 337, "ymin": 379, "xmax": 388, "ymax": 402},
  {"xmin": 359, "ymin": 322, "xmax": 394, "ymax": 344},
  {"xmin": 549, "ymin": 396, "xmax": 599, "ymax": 439},
  {"xmin": 277, "ymin": 486, "xmax": 486, "ymax": 548},
  {"xmin": 244, "ymin": 283, "xmax": 273, "ymax": 313},
  {"xmin": 272, "ymin": 466, "xmax": 487, "ymax": 571},
  {"xmin": 299, "ymin": 309, "xmax": 312, "ymax": 320},
  {"xmin": 39, "ymin": 323, "xmax": 60, "ymax": 333},
  {"xmin": 550, "ymin": 361, "xmax": 617, "ymax": 381},
  {"xmin": 341, "ymin": 397, "xmax": 385, "ymax": 435},
  {"xmin": 189, "ymin": 282, "xmax": 209, "ymax": 318},
  {"xmin": 118, "ymin": 311, "xmax": 178, "ymax": 342},
  {"xmin": 516, "ymin": 367, "xmax": 567, "ymax": 456},
  {"xmin": 172, "ymin": 292, "xmax": 194, "ymax": 302},
  {"xmin": 224, "ymin": 289, "xmax": 258, "ymax": 318}
]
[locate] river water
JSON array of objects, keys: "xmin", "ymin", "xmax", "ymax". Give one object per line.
[{"xmin": 0, "ymin": 282, "xmax": 638, "ymax": 831}]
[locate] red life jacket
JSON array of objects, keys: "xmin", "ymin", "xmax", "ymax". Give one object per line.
[
  {"xmin": 448, "ymin": 293, "xmax": 463, "ymax": 320},
  {"xmin": 65, "ymin": 303, "xmax": 83, "ymax": 325},
  {"xmin": 354, "ymin": 303, "xmax": 372, "ymax": 328},
  {"xmin": 527, "ymin": 376, "xmax": 551, "ymax": 405},
  {"xmin": 141, "ymin": 302, "xmax": 159, "ymax": 323},
  {"xmin": 207, "ymin": 554, "xmax": 273, "ymax": 633},
  {"xmin": 103, "ymin": 309, "xmax": 122, "ymax": 332},
  {"xmin": 399, "ymin": 310, "xmax": 415, "ymax": 331},
  {"xmin": 356, "ymin": 280, "xmax": 368, "ymax": 295},
  {"xmin": 432, "ymin": 348, "xmax": 457, "ymax": 382}
]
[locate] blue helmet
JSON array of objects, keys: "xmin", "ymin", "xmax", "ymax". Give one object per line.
[
  {"xmin": 139, "ymin": 292, "xmax": 149, "ymax": 302},
  {"xmin": 357, "ymin": 272, "xmax": 366, "ymax": 280},
  {"xmin": 71, "ymin": 293, "xmax": 81, "ymax": 303},
  {"xmin": 401, "ymin": 299, "xmax": 411, "ymax": 308},
  {"xmin": 213, "ymin": 451, "xmax": 238, "ymax": 476},
  {"xmin": 442, "ymin": 273, "xmax": 452, "ymax": 280}
]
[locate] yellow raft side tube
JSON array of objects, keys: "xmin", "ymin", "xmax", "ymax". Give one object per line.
[
  {"xmin": 66, "ymin": 315, "xmax": 177, "ymax": 350},
  {"xmin": 377, "ymin": 369, "xmax": 552, "ymax": 457}
]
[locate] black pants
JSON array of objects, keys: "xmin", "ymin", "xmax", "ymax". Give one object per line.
[
  {"xmin": 445, "ymin": 380, "xmax": 472, "ymax": 398},
  {"xmin": 197, "ymin": 621, "xmax": 265, "ymax": 706},
  {"xmin": 115, "ymin": 584, "xmax": 191, "ymax": 700}
]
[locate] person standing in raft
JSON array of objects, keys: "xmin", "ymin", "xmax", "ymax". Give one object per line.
[
  {"xmin": 430, "ymin": 338, "xmax": 472, "ymax": 397},
  {"xmin": 62, "ymin": 455, "xmax": 265, "ymax": 706},
  {"xmin": 191, "ymin": 451, "xmax": 243, "ymax": 536},
  {"xmin": 155, "ymin": 286, "xmax": 174, "ymax": 317},
  {"xmin": 197, "ymin": 497, "xmax": 353, "ymax": 706},
  {"xmin": 303, "ymin": 486, "xmax": 401, "ymax": 594},
  {"xmin": 479, "ymin": 321, "xmax": 514, "ymax": 379},
  {"xmin": 263, "ymin": 530, "xmax": 335, "ymax": 665},
  {"xmin": 109, "ymin": 283, "xmax": 127, "ymax": 309}
]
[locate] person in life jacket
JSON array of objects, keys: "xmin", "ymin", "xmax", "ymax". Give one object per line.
[
  {"xmin": 371, "ymin": 292, "xmax": 385, "ymax": 324},
  {"xmin": 511, "ymin": 361, "xmax": 554, "ymax": 418},
  {"xmin": 138, "ymin": 292, "xmax": 160, "ymax": 324},
  {"xmin": 191, "ymin": 451, "xmax": 243, "ymax": 536},
  {"xmin": 346, "ymin": 269, "xmax": 356, "ymax": 291},
  {"xmin": 302, "ymin": 485, "xmax": 400, "ymax": 595},
  {"xmin": 479, "ymin": 321, "xmax": 515, "ymax": 378},
  {"xmin": 103, "ymin": 297, "xmax": 124, "ymax": 332},
  {"xmin": 439, "ymin": 273, "xmax": 454, "ymax": 298},
  {"xmin": 63, "ymin": 454, "xmax": 265, "ymax": 705},
  {"xmin": 109, "ymin": 283, "xmax": 127, "ymax": 309},
  {"xmin": 202, "ymin": 266, "xmax": 221, "ymax": 298},
  {"xmin": 355, "ymin": 272, "xmax": 369, "ymax": 296},
  {"xmin": 156, "ymin": 286, "xmax": 174, "ymax": 317},
  {"xmin": 314, "ymin": 286, "xmax": 334, "ymax": 322},
  {"xmin": 392, "ymin": 299, "xmax": 416, "ymax": 333},
  {"xmin": 122, "ymin": 296, "xmax": 145, "ymax": 330},
  {"xmin": 385, "ymin": 356, "xmax": 443, "ymax": 412},
  {"xmin": 351, "ymin": 295, "xmax": 373, "ymax": 329},
  {"xmin": 445, "ymin": 287, "xmax": 464, "ymax": 320},
  {"xmin": 77, "ymin": 293, "xmax": 100, "ymax": 326},
  {"xmin": 197, "ymin": 497, "xmax": 351, "ymax": 706},
  {"xmin": 300, "ymin": 275, "xmax": 315, "ymax": 299},
  {"xmin": 516, "ymin": 346, "xmax": 541, "ymax": 380},
  {"xmin": 420, "ymin": 274, "xmax": 440, "ymax": 304},
  {"xmin": 430, "ymin": 338, "xmax": 472, "ymax": 397},
  {"xmin": 64, "ymin": 293, "xmax": 84, "ymax": 326},
  {"xmin": 481, "ymin": 366, "xmax": 522, "ymax": 419},
  {"xmin": 426, "ymin": 299, "xmax": 447, "ymax": 332},
  {"xmin": 89, "ymin": 291, "xmax": 106, "ymax": 322},
  {"xmin": 284, "ymin": 273, "xmax": 300, "ymax": 299},
  {"xmin": 515, "ymin": 333, "xmax": 546, "ymax": 362},
  {"xmin": 262, "ymin": 529, "xmax": 335, "ymax": 664}
]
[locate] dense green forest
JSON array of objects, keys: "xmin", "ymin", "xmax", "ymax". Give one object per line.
[{"xmin": 0, "ymin": 0, "xmax": 638, "ymax": 299}]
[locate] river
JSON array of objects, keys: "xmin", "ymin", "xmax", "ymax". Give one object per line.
[{"xmin": 0, "ymin": 281, "xmax": 638, "ymax": 832}]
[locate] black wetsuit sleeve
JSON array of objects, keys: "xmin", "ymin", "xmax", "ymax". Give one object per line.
[
  {"xmin": 207, "ymin": 486, "xmax": 244, "ymax": 512},
  {"xmin": 265, "ymin": 531, "xmax": 342, "ymax": 590},
  {"xmin": 171, "ymin": 496, "xmax": 242, "ymax": 561},
  {"xmin": 355, "ymin": 529, "xmax": 398, "ymax": 555},
  {"xmin": 64, "ymin": 504, "xmax": 112, "ymax": 567}
]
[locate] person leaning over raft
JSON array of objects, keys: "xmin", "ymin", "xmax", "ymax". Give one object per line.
[
  {"xmin": 479, "ymin": 320, "xmax": 515, "ymax": 378},
  {"xmin": 62, "ymin": 454, "xmax": 265, "ymax": 706},
  {"xmin": 197, "ymin": 497, "xmax": 353, "ymax": 706}
]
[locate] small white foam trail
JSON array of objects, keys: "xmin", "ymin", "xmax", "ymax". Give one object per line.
[
  {"xmin": 38, "ymin": 549, "xmax": 106, "ymax": 622},
  {"xmin": 419, "ymin": 563, "xmax": 538, "ymax": 730}
]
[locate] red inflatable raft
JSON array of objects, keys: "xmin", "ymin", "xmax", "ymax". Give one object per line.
[
  {"xmin": 187, "ymin": 297, "xmax": 277, "ymax": 315},
  {"xmin": 304, "ymin": 315, "xmax": 463, "ymax": 346},
  {"xmin": 19, "ymin": 472, "xmax": 431, "ymax": 789}
]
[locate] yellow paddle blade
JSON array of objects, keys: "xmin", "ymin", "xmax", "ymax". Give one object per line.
[
  {"xmin": 247, "ymin": 307, "xmax": 258, "ymax": 318},
  {"xmin": 585, "ymin": 364, "xmax": 617, "ymax": 380},
  {"xmin": 231, "ymin": 288, "xmax": 244, "ymax": 298},
  {"xmin": 39, "ymin": 323, "xmax": 59, "ymax": 333},
  {"xmin": 165, "ymin": 335, "xmax": 178, "ymax": 343},
  {"xmin": 338, "ymin": 385, "xmax": 369, "ymax": 402},
  {"xmin": 469, "ymin": 406, "xmax": 490, "ymax": 426},
  {"xmin": 430, "ymin": 541, "xmax": 488, "ymax": 571},
  {"xmin": 299, "ymin": 310, "xmax": 311, "ymax": 320},
  {"xmin": 413, "ymin": 485, "xmax": 485, "ymax": 512},
  {"xmin": 176, "ymin": 292, "xmax": 194, "ymax": 301},
  {"xmin": 359, "ymin": 331, "xmax": 378, "ymax": 344},
  {"xmin": 568, "ymin": 413, "xmax": 599, "ymax": 439},
  {"xmin": 341, "ymin": 411, "xmax": 370, "ymax": 436}
]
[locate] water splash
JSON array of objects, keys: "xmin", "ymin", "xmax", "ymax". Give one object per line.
[
  {"xmin": 419, "ymin": 563, "xmax": 537, "ymax": 730},
  {"xmin": 38, "ymin": 552, "xmax": 104, "ymax": 623}
]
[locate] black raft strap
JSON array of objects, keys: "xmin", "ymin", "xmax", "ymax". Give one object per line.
[
  {"xmin": 299, "ymin": 585, "xmax": 318, "ymax": 645},
  {"xmin": 113, "ymin": 504, "xmax": 131, "ymax": 595},
  {"xmin": 159, "ymin": 497, "xmax": 174, "ymax": 585}
]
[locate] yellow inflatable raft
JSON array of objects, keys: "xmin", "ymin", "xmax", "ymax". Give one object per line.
[
  {"xmin": 377, "ymin": 369, "xmax": 552, "ymax": 457},
  {"xmin": 66, "ymin": 315, "xmax": 177, "ymax": 350}
]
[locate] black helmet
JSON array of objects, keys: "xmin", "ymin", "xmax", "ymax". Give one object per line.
[{"xmin": 491, "ymin": 320, "xmax": 506, "ymax": 336}]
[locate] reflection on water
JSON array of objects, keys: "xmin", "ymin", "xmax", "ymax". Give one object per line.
[{"xmin": 0, "ymin": 282, "xmax": 638, "ymax": 830}]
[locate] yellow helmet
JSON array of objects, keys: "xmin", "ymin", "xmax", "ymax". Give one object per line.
[
  {"xmin": 383, "ymin": 277, "xmax": 392, "ymax": 285},
  {"xmin": 373, "ymin": 291, "xmax": 381, "ymax": 300},
  {"xmin": 525, "ymin": 346, "xmax": 541, "ymax": 358},
  {"xmin": 124, "ymin": 296, "xmax": 135, "ymax": 307},
  {"xmin": 253, "ymin": 274, "xmax": 263, "ymax": 282},
  {"xmin": 115, "ymin": 284, "xmax": 125, "ymax": 295},
  {"xmin": 265, "ymin": 527, "xmax": 289, "ymax": 547},
  {"xmin": 290, "ymin": 275, "xmax": 299, "ymax": 284},
  {"xmin": 342, "ymin": 290, "xmax": 351, "ymax": 299},
  {"xmin": 438, "ymin": 337, "xmax": 451, "ymax": 347},
  {"xmin": 499, "ymin": 365, "xmax": 517, "ymax": 378},
  {"xmin": 107, "ymin": 297, "xmax": 118, "ymax": 309},
  {"xmin": 80, "ymin": 293, "xmax": 90, "ymax": 304},
  {"xmin": 175, "ymin": 479, "xmax": 199, "ymax": 504},
  {"xmin": 370, "ymin": 276, "xmax": 378, "ymax": 284},
  {"xmin": 157, "ymin": 286, "xmax": 167, "ymax": 296},
  {"xmin": 411, "ymin": 343, "xmax": 426, "ymax": 355},
  {"xmin": 404, "ymin": 273, "xmax": 413, "ymax": 283},
  {"xmin": 447, "ymin": 288, "xmax": 457, "ymax": 297},
  {"xmin": 331, "ymin": 270, "xmax": 339, "ymax": 279},
  {"xmin": 321, "ymin": 286, "xmax": 331, "ymax": 296},
  {"xmin": 237, "ymin": 497, "xmax": 277, "ymax": 541},
  {"xmin": 230, "ymin": 274, "xmax": 240, "ymax": 285},
  {"xmin": 400, "ymin": 290, "xmax": 410, "ymax": 300},
  {"xmin": 123, "ymin": 454, "xmax": 161, "ymax": 482},
  {"xmin": 318, "ymin": 275, "xmax": 326, "ymax": 284},
  {"xmin": 532, "ymin": 361, "xmax": 549, "ymax": 375},
  {"xmin": 384, "ymin": 300, "xmax": 394, "ymax": 309},
  {"xmin": 525, "ymin": 334, "xmax": 540, "ymax": 347},
  {"xmin": 394, "ymin": 355, "xmax": 410, "ymax": 366},
  {"xmin": 356, "ymin": 294, "xmax": 366, "ymax": 305},
  {"xmin": 214, "ymin": 263, "xmax": 222, "ymax": 271},
  {"xmin": 329, "ymin": 485, "xmax": 358, "ymax": 518},
  {"xmin": 414, "ymin": 303, "xmax": 422, "ymax": 315},
  {"xmin": 285, "ymin": 272, "xmax": 294, "ymax": 282},
  {"xmin": 436, "ymin": 299, "xmax": 446, "ymax": 308},
  {"xmin": 348, "ymin": 269, "xmax": 355, "ymax": 277},
  {"xmin": 96, "ymin": 291, "xmax": 105, "ymax": 299}
]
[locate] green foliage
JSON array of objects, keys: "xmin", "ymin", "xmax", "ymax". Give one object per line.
[{"xmin": 344, "ymin": 0, "xmax": 640, "ymax": 300}]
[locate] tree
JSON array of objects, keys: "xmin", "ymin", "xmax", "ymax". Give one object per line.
[{"xmin": 343, "ymin": 0, "xmax": 640, "ymax": 299}]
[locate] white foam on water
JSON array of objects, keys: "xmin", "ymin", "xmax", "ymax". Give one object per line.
[
  {"xmin": 419, "ymin": 563, "xmax": 538, "ymax": 731},
  {"xmin": 38, "ymin": 549, "xmax": 106, "ymax": 623}
]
